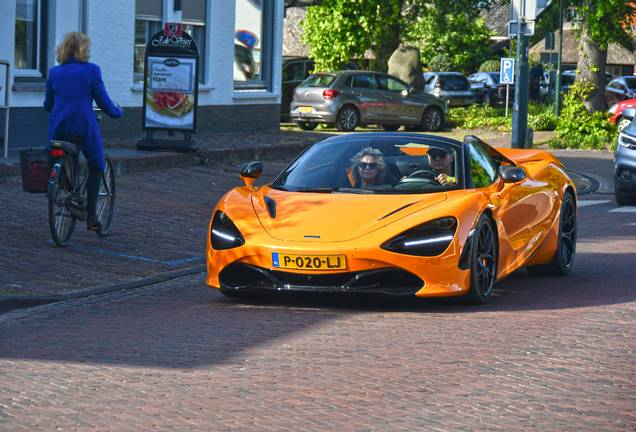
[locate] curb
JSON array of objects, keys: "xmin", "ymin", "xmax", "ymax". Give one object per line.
[
  {"xmin": 568, "ymin": 170, "xmax": 600, "ymax": 195},
  {"xmin": 0, "ymin": 264, "xmax": 207, "ymax": 315}
]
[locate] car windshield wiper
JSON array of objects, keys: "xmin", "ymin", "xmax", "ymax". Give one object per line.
[
  {"xmin": 296, "ymin": 187, "xmax": 375, "ymax": 194},
  {"xmin": 270, "ymin": 184, "xmax": 289, "ymax": 191}
]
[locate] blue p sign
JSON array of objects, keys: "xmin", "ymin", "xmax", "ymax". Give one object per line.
[{"xmin": 501, "ymin": 58, "xmax": 515, "ymax": 84}]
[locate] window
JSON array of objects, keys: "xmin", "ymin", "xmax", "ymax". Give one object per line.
[
  {"xmin": 351, "ymin": 74, "xmax": 377, "ymax": 90},
  {"xmin": 282, "ymin": 61, "xmax": 305, "ymax": 82},
  {"xmin": 133, "ymin": 0, "xmax": 162, "ymax": 84},
  {"xmin": 376, "ymin": 75, "xmax": 409, "ymax": 92},
  {"xmin": 234, "ymin": 0, "xmax": 273, "ymax": 89},
  {"xmin": 183, "ymin": 0, "xmax": 206, "ymax": 84},
  {"xmin": 15, "ymin": 0, "xmax": 44, "ymax": 77},
  {"xmin": 468, "ymin": 143, "xmax": 497, "ymax": 188}
]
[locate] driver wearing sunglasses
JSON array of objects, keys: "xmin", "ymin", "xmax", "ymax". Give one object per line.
[{"xmin": 427, "ymin": 147, "xmax": 456, "ymax": 186}]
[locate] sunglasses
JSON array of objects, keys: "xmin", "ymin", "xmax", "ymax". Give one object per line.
[
  {"xmin": 428, "ymin": 151, "xmax": 448, "ymax": 159},
  {"xmin": 358, "ymin": 162, "xmax": 378, "ymax": 169}
]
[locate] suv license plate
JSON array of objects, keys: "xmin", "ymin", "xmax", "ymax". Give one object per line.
[{"xmin": 273, "ymin": 253, "xmax": 346, "ymax": 270}]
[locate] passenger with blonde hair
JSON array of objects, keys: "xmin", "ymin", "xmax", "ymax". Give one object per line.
[{"xmin": 44, "ymin": 32, "xmax": 122, "ymax": 231}]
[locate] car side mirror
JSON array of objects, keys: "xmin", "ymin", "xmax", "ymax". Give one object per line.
[
  {"xmin": 240, "ymin": 161, "xmax": 263, "ymax": 188},
  {"xmin": 500, "ymin": 165, "xmax": 526, "ymax": 183},
  {"xmin": 622, "ymin": 108, "xmax": 636, "ymax": 121}
]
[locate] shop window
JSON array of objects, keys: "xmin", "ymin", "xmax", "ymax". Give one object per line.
[
  {"xmin": 182, "ymin": 0, "xmax": 206, "ymax": 84},
  {"xmin": 133, "ymin": 0, "xmax": 162, "ymax": 84},
  {"xmin": 15, "ymin": 0, "xmax": 45, "ymax": 78},
  {"xmin": 234, "ymin": 0, "xmax": 273, "ymax": 90}
]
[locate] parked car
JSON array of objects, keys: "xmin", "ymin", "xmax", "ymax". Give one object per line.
[
  {"xmin": 290, "ymin": 71, "xmax": 448, "ymax": 132},
  {"xmin": 422, "ymin": 72, "xmax": 475, "ymax": 107},
  {"xmin": 606, "ymin": 76, "xmax": 636, "ymax": 107},
  {"xmin": 206, "ymin": 133, "xmax": 577, "ymax": 304},
  {"xmin": 613, "ymin": 107, "xmax": 636, "ymax": 205},
  {"xmin": 280, "ymin": 58, "xmax": 358, "ymax": 120},
  {"xmin": 608, "ymin": 98, "xmax": 636, "ymax": 132},
  {"xmin": 467, "ymin": 72, "xmax": 515, "ymax": 105}
]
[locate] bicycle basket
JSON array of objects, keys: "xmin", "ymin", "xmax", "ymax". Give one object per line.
[{"xmin": 19, "ymin": 148, "xmax": 51, "ymax": 193}]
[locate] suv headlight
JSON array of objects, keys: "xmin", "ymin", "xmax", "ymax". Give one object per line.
[
  {"xmin": 618, "ymin": 132, "xmax": 636, "ymax": 150},
  {"xmin": 381, "ymin": 217, "xmax": 457, "ymax": 257},
  {"xmin": 210, "ymin": 211, "xmax": 245, "ymax": 250}
]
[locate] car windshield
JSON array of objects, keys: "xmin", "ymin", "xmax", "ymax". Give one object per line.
[
  {"xmin": 299, "ymin": 74, "xmax": 336, "ymax": 88},
  {"xmin": 439, "ymin": 75, "xmax": 470, "ymax": 91},
  {"xmin": 562, "ymin": 74, "xmax": 575, "ymax": 86},
  {"xmin": 270, "ymin": 135, "xmax": 460, "ymax": 194},
  {"xmin": 625, "ymin": 78, "xmax": 636, "ymax": 89}
]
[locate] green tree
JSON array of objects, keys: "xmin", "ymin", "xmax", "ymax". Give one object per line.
[
  {"xmin": 301, "ymin": 0, "xmax": 403, "ymax": 72},
  {"xmin": 301, "ymin": 0, "xmax": 496, "ymax": 73},
  {"xmin": 571, "ymin": 0, "xmax": 636, "ymax": 112},
  {"xmin": 402, "ymin": 11, "xmax": 496, "ymax": 75}
]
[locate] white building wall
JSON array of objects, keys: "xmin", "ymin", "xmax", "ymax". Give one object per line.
[{"xmin": 3, "ymin": 0, "xmax": 283, "ymax": 109}]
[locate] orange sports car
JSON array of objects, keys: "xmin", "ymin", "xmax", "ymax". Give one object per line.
[{"xmin": 206, "ymin": 133, "xmax": 577, "ymax": 304}]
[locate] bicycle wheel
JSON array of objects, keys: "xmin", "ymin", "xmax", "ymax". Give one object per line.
[
  {"xmin": 48, "ymin": 156, "xmax": 77, "ymax": 246},
  {"xmin": 96, "ymin": 155, "xmax": 116, "ymax": 236}
]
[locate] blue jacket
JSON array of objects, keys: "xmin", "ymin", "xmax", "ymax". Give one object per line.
[{"xmin": 44, "ymin": 57, "xmax": 122, "ymax": 170}]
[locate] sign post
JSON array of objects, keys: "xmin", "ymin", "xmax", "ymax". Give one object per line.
[
  {"xmin": 500, "ymin": 58, "xmax": 515, "ymax": 118},
  {"xmin": 136, "ymin": 28, "xmax": 200, "ymax": 152}
]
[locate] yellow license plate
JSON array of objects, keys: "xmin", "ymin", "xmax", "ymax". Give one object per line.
[
  {"xmin": 299, "ymin": 106, "xmax": 312, "ymax": 113},
  {"xmin": 272, "ymin": 253, "xmax": 346, "ymax": 270}
]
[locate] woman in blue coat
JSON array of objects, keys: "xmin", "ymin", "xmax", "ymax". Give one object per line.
[{"xmin": 44, "ymin": 31, "xmax": 123, "ymax": 231}]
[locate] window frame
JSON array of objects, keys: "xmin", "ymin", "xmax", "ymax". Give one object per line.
[
  {"xmin": 233, "ymin": 0, "xmax": 275, "ymax": 91},
  {"xmin": 14, "ymin": 0, "xmax": 48, "ymax": 81}
]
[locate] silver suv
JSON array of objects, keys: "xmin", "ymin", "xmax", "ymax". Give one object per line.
[
  {"xmin": 614, "ymin": 107, "xmax": 636, "ymax": 205},
  {"xmin": 423, "ymin": 72, "xmax": 475, "ymax": 107},
  {"xmin": 290, "ymin": 71, "xmax": 448, "ymax": 132}
]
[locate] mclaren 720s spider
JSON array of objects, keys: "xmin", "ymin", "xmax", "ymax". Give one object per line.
[{"xmin": 206, "ymin": 133, "xmax": 577, "ymax": 305}]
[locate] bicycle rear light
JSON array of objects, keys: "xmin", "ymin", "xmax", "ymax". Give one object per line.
[{"xmin": 51, "ymin": 150, "xmax": 63, "ymax": 156}]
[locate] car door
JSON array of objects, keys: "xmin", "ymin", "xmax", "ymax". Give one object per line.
[
  {"xmin": 375, "ymin": 74, "xmax": 422, "ymax": 122},
  {"xmin": 469, "ymin": 73, "xmax": 487, "ymax": 102},
  {"xmin": 341, "ymin": 73, "xmax": 385, "ymax": 122},
  {"xmin": 467, "ymin": 141, "xmax": 553, "ymax": 274}
]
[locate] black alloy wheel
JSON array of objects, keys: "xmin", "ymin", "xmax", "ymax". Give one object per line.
[
  {"xmin": 295, "ymin": 121, "xmax": 318, "ymax": 131},
  {"xmin": 463, "ymin": 214, "xmax": 498, "ymax": 304},
  {"xmin": 421, "ymin": 107, "xmax": 443, "ymax": 132},
  {"xmin": 336, "ymin": 106, "xmax": 360, "ymax": 132},
  {"xmin": 527, "ymin": 191, "xmax": 577, "ymax": 276}
]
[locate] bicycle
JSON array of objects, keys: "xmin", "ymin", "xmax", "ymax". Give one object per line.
[{"xmin": 47, "ymin": 138, "xmax": 116, "ymax": 247}]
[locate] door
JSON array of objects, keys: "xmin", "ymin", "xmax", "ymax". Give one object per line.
[
  {"xmin": 375, "ymin": 75, "xmax": 422, "ymax": 123},
  {"xmin": 342, "ymin": 73, "xmax": 385, "ymax": 122},
  {"xmin": 281, "ymin": 61, "xmax": 309, "ymax": 118}
]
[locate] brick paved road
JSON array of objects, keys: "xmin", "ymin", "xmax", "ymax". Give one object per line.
[
  {"xmin": 0, "ymin": 161, "xmax": 285, "ymax": 296},
  {"xmin": 0, "ymin": 197, "xmax": 634, "ymax": 431}
]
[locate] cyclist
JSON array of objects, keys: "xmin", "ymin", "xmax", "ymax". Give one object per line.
[{"xmin": 44, "ymin": 31, "xmax": 122, "ymax": 231}]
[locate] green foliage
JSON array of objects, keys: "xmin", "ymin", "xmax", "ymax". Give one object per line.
[
  {"xmin": 573, "ymin": 0, "xmax": 636, "ymax": 51},
  {"xmin": 478, "ymin": 60, "xmax": 500, "ymax": 72},
  {"xmin": 448, "ymin": 102, "xmax": 557, "ymax": 132},
  {"xmin": 428, "ymin": 54, "xmax": 455, "ymax": 72},
  {"xmin": 549, "ymin": 81, "xmax": 618, "ymax": 150},
  {"xmin": 403, "ymin": 12, "xmax": 496, "ymax": 75},
  {"xmin": 301, "ymin": 0, "xmax": 402, "ymax": 72}
]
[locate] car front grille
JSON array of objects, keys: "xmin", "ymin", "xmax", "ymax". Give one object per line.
[{"xmin": 218, "ymin": 263, "xmax": 424, "ymax": 295}]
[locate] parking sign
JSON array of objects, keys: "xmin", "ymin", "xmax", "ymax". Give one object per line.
[{"xmin": 501, "ymin": 58, "xmax": 515, "ymax": 84}]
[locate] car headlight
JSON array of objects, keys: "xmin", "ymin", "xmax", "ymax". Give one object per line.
[
  {"xmin": 608, "ymin": 104, "xmax": 618, "ymax": 114},
  {"xmin": 381, "ymin": 217, "xmax": 457, "ymax": 257},
  {"xmin": 618, "ymin": 132, "xmax": 636, "ymax": 150},
  {"xmin": 210, "ymin": 211, "xmax": 245, "ymax": 250}
]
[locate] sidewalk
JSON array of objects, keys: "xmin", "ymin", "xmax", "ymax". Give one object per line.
[{"xmin": 0, "ymin": 127, "xmax": 614, "ymax": 313}]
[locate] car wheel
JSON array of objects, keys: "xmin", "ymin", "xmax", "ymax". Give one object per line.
[
  {"xmin": 294, "ymin": 121, "xmax": 318, "ymax": 131},
  {"xmin": 617, "ymin": 117, "xmax": 632, "ymax": 132},
  {"xmin": 482, "ymin": 93, "xmax": 492, "ymax": 106},
  {"xmin": 421, "ymin": 107, "xmax": 443, "ymax": 132},
  {"xmin": 527, "ymin": 191, "xmax": 577, "ymax": 276},
  {"xmin": 462, "ymin": 214, "xmax": 498, "ymax": 305},
  {"xmin": 615, "ymin": 189, "xmax": 636, "ymax": 206},
  {"xmin": 380, "ymin": 124, "xmax": 400, "ymax": 131},
  {"xmin": 336, "ymin": 106, "xmax": 360, "ymax": 132}
]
